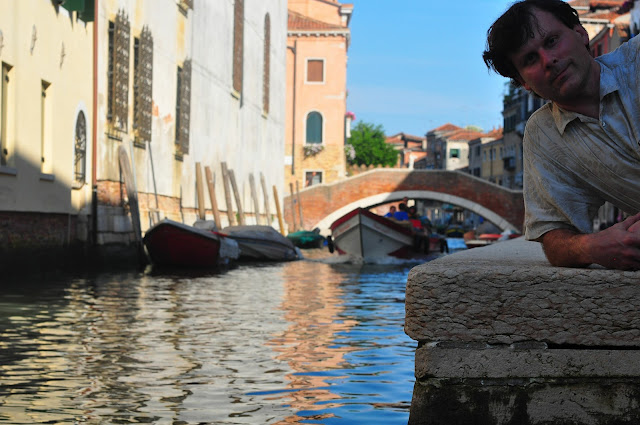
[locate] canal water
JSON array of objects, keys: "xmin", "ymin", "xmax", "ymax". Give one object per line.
[{"xmin": 0, "ymin": 251, "xmax": 438, "ymax": 424}]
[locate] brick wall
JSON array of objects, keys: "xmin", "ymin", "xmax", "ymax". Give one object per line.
[{"xmin": 285, "ymin": 170, "xmax": 524, "ymax": 232}]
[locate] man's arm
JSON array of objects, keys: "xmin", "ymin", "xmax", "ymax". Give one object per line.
[{"xmin": 541, "ymin": 213, "xmax": 640, "ymax": 270}]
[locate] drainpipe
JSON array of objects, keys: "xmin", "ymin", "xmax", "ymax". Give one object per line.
[
  {"xmin": 287, "ymin": 40, "xmax": 297, "ymax": 176},
  {"xmin": 91, "ymin": 0, "xmax": 98, "ymax": 245}
]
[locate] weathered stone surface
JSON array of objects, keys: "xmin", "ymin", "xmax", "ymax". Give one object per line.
[
  {"xmin": 405, "ymin": 238, "xmax": 640, "ymax": 346},
  {"xmin": 416, "ymin": 345, "xmax": 640, "ymax": 379},
  {"xmin": 409, "ymin": 378, "xmax": 640, "ymax": 425}
]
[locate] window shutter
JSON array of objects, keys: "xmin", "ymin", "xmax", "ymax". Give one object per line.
[
  {"xmin": 307, "ymin": 60, "xmax": 323, "ymax": 82},
  {"xmin": 263, "ymin": 14, "xmax": 270, "ymax": 114},
  {"xmin": 178, "ymin": 59, "xmax": 191, "ymax": 154},
  {"xmin": 306, "ymin": 112, "xmax": 322, "ymax": 144},
  {"xmin": 113, "ymin": 10, "xmax": 130, "ymax": 131},
  {"xmin": 233, "ymin": 0, "xmax": 244, "ymax": 93},
  {"xmin": 134, "ymin": 26, "xmax": 153, "ymax": 144}
]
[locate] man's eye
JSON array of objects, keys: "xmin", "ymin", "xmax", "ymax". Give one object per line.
[
  {"xmin": 523, "ymin": 55, "xmax": 536, "ymax": 66},
  {"xmin": 546, "ymin": 36, "xmax": 558, "ymax": 46}
]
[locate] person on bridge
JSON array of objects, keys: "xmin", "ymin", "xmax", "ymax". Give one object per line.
[{"xmin": 483, "ymin": 0, "xmax": 640, "ymax": 270}]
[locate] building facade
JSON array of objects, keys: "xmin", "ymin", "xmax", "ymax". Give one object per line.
[
  {"xmin": 384, "ymin": 132, "xmax": 427, "ymax": 169},
  {"xmin": 0, "ymin": 1, "xmax": 94, "ymax": 268},
  {"xmin": 0, "ymin": 0, "xmax": 288, "ymax": 270},
  {"xmin": 95, "ymin": 0, "xmax": 287, "ymax": 240},
  {"xmin": 285, "ymin": 0, "xmax": 352, "ymax": 191}
]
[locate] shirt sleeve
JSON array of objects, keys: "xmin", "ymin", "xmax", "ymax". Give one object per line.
[{"xmin": 523, "ymin": 115, "xmax": 601, "ymax": 241}]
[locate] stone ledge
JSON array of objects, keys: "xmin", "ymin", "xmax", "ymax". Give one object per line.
[
  {"xmin": 405, "ymin": 238, "xmax": 640, "ymax": 347},
  {"xmin": 416, "ymin": 345, "xmax": 640, "ymax": 379}
]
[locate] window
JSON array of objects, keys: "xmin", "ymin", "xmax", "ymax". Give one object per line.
[
  {"xmin": 176, "ymin": 60, "xmax": 192, "ymax": 156},
  {"xmin": 133, "ymin": 26, "xmax": 153, "ymax": 146},
  {"xmin": 305, "ymin": 112, "xmax": 323, "ymax": 144},
  {"xmin": 232, "ymin": 0, "xmax": 244, "ymax": 94},
  {"xmin": 305, "ymin": 171, "xmax": 322, "ymax": 187},
  {"xmin": 40, "ymin": 80, "xmax": 52, "ymax": 174},
  {"xmin": 74, "ymin": 111, "xmax": 87, "ymax": 185},
  {"xmin": 107, "ymin": 10, "xmax": 130, "ymax": 132},
  {"xmin": 449, "ymin": 148, "xmax": 460, "ymax": 158},
  {"xmin": 263, "ymin": 14, "xmax": 270, "ymax": 114},
  {"xmin": 306, "ymin": 59, "xmax": 324, "ymax": 83},
  {"xmin": 1, "ymin": 62, "xmax": 12, "ymax": 167}
]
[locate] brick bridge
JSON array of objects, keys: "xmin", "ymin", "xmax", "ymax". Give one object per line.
[{"xmin": 283, "ymin": 169, "xmax": 524, "ymax": 234}]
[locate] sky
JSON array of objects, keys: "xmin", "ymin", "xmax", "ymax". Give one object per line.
[{"xmin": 346, "ymin": 0, "xmax": 518, "ymax": 137}]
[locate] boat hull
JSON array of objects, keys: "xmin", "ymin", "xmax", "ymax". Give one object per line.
[
  {"xmin": 143, "ymin": 219, "xmax": 237, "ymax": 267},
  {"xmin": 222, "ymin": 225, "xmax": 300, "ymax": 261},
  {"xmin": 330, "ymin": 208, "xmax": 416, "ymax": 260}
]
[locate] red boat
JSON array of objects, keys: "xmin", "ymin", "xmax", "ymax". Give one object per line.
[
  {"xmin": 329, "ymin": 207, "xmax": 444, "ymax": 261},
  {"xmin": 143, "ymin": 219, "xmax": 239, "ymax": 267}
]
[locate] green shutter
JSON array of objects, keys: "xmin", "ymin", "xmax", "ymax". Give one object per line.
[
  {"xmin": 61, "ymin": 0, "xmax": 85, "ymax": 12},
  {"xmin": 79, "ymin": 0, "xmax": 95, "ymax": 22}
]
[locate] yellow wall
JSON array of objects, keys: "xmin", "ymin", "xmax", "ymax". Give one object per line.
[{"xmin": 0, "ymin": 1, "xmax": 93, "ymax": 214}]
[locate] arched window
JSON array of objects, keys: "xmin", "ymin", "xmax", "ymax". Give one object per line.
[
  {"xmin": 232, "ymin": 0, "xmax": 244, "ymax": 94},
  {"xmin": 306, "ymin": 112, "xmax": 323, "ymax": 144},
  {"xmin": 263, "ymin": 14, "xmax": 270, "ymax": 114},
  {"xmin": 74, "ymin": 111, "xmax": 87, "ymax": 184}
]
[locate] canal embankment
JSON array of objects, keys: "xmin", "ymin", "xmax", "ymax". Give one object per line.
[{"xmin": 405, "ymin": 237, "xmax": 640, "ymax": 424}]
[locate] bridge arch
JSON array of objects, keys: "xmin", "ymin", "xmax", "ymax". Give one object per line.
[
  {"xmin": 313, "ymin": 190, "xmax": 520, "ymax": 234},
  {"xmin": 284, "ymin": 169, "xmax": 524, "ymax": 235}
]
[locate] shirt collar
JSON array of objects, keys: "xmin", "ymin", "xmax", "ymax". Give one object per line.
[{"xmin": 550, "ymin": 60, "xmax": 619, "ymax": 135}]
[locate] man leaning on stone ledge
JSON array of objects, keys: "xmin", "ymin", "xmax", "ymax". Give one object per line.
[{"xmin": 483, "ymin": 0, "xmax": 640, "ymax": 270}]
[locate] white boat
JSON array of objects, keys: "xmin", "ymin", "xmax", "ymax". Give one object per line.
[
  {"xmin": 221, "ymin": 225, "xmax": 300, "ymax": 261},
  {"xmin": 330, "ymin": 207, "xmax": 442, "ymax": 260}
]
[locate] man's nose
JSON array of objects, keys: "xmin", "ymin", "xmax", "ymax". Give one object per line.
[{"xmin": 539, "ymin": 49, "xmax": 556, "ymax": 68}]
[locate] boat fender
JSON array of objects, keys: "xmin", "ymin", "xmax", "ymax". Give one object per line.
[
  {"xmin": 327, "ymin": 235, "xmax": 334, "ymax": 253},
  {"xmin": 440, "ymin": 239, "xmax": 449, "ymax": 254}
]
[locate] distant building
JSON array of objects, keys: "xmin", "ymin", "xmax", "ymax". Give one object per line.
[
  {"xmin": 425, "ymin": 124, "xmax": 494, "ymax": 172},
  {"xmin": 286, "ymin": 0, "xmax": 353, "ymax": 189},
  {"xmin": 570, "ymin": 0, "xmax": 631, "ymax": 56},
  {"xmin": 385, "ymin": 132, "xmax": 427, "ymax": 168},
  {"xmin": 630, "ymin": 0, "xmax": 640, "ymax": 36}
]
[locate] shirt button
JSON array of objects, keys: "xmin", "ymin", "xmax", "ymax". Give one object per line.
[{"xmin": 601, "ymin": 121, "xmax": 606, "ymax": 128}]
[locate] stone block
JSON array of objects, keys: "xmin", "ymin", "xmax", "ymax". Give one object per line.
[{"xmin": 405, "ymin": 238, "xmax": 640, "ymax": 347}]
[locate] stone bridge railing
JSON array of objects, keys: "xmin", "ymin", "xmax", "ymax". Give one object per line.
[{"xmin": 405, "ymin": 238, "xmax": 640, "ymax": 424}]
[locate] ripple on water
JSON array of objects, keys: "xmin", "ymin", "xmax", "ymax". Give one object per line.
[{"xmin": 0, "ymin": 258, "xmax": 419, "ymax": 424}]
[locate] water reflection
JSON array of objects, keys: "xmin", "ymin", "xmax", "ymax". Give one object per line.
[{"xmin": 0, "ymin": 259, "xmax": 415, "ymax": 424}]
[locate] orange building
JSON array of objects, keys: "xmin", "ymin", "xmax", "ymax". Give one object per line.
[{"xmin": 285, "ymin": 0, "xmax": 353, "ymax": 191}]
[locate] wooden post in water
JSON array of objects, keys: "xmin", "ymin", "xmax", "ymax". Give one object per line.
[
  {"xmin": 220, "ymin": 162, "xmax": 236, "ymax": 226},
  {"xmin": 273, "ymin": 185, "xmax": 285, "ymax": 235},
  {"xmin": 260, "ymin": 173, "xmax": 272, "ymax": 225},
  {"xmin": 195, "ymin": 162, "xmax": 206, "ymax": 220},
  {"xmin": 229, "ymin": 169, "xmax": 245, "ymax": 225},
  {"xmin": 296, "ymin": 181, "xmax": 304, "ymax": 230},
  {"xmin": 289, "ymin": 182, "xmax": 297, "ymax": 232},
  {"xmin": 204, "ymin": 166, "xmax": 222, "ymax": 229},
  {"xmin": 249, "ymin": 173, "xmax": 261, "ymax": 225}
]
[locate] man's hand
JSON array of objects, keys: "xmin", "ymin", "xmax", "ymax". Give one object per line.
[{"xmin": 541, "ymin": 213, "xmax": 640, "ymax": 270}]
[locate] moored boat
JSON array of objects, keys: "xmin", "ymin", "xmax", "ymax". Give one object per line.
[
  {"xmin": 221, "ymin": 225, "xmax": 300, "ymax": 261},
  {"xmin": 143, "ymin": 219, "xmax": 240, "ymax": 268},
  {"xmin": 286, "ymin": 229, "xmax": 326, "ymax": 249},
  {"xmin": 329, "ymin": 207, "xmax": 444, "ymax": 261}
]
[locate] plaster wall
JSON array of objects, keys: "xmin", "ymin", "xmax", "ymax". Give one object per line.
[
  {"xmin": 0, "ymin": 1, "xmax": 93, "ymax": 215},
  {"xmin": 444, "ymin": 140, "xmax": 469, "ymax": 171},
  {"xmin": 94, "ymin": 0, "xmax": 287, "ymax": 230},
  {"xmin": 190, "ymin": 0, "xmax": 288, "ymax": 228}
]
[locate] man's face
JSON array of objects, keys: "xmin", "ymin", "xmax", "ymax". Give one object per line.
[{"xmin": 509, "ymin": 8, "xmax": 594, "ymax": 104}]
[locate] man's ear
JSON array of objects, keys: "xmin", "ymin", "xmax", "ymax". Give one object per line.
[{"xmin": 574, "ymin": 24, "xmax": 589, "ymax": 46}]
